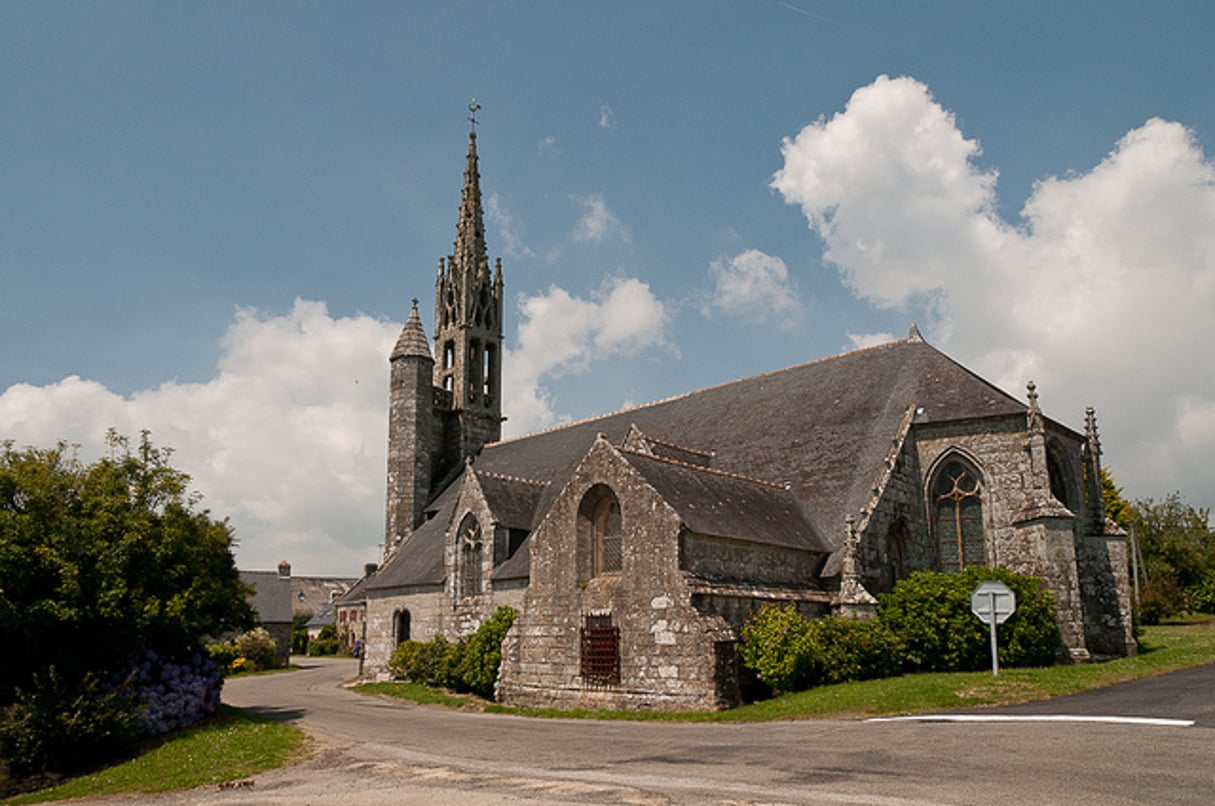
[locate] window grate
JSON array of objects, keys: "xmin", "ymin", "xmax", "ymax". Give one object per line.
[{"xmin": 580, "ymin": 615, "xmax": 620, "ymax": 684}]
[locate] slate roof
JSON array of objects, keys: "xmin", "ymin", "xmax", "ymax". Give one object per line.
[
  {"xmin": 373, "ymin": 335, "xmax": 1047, "ymax": 591},
  {"xmin": 240, "ymin": 570, "xmax": 293, "ymax": 624},
  {"xmin": 619, "ymin": 449, "xmax": 829, "ymax": 553},
  {"xmin": 475, "ymin": 469, "xmax": 548, "ymax": 530}
]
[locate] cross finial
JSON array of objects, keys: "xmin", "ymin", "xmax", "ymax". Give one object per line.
[{"xmin": 468, "ymin": 99, "xmax": 482, "ymax": 132}]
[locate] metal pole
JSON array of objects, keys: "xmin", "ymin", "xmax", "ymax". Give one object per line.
[{"xmin": 989, "ymin": 591, "xmax": 999, "ymax": 676}]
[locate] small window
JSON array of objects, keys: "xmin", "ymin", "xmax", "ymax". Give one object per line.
[
  {"xmin": 934, "ymin": 460, "xmax": 985, "ymax": 572},
  {"xmin": 580, "ymin": 614, "xmax": 620, "ymax": 684},
  {"xmin": 578, "ymin": 486, "xmax": 622, "ymax": 575}
]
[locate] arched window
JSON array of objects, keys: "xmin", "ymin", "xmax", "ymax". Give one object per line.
[
  {"xmin": 933, "ymin": 460, "xmax": 985, "ymax": 572},
  {"xmin": 457, "ymin": 515, "xmax": 483, "ymax": 598},
  {"xmin": 578, "ymin": 485, "xmax": 622, "ymax": 576}
]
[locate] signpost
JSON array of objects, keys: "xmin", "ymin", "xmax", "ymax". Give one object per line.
[{"xmin": 970, "ymin": 581, "xmax": 1016, "ymax": 676}]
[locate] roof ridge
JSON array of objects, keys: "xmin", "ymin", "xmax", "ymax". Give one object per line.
[
  {"xmin": 642, "ymin": 433, "xmax": 715, "ymax": 457},
  {"xmin": 491, "ymin": 336, "xmax": 915, "ymax": 446},
  {"xmin": 618, "ymin": 446, "xmax": 787, "ymax": 489},
  {"xmin": 472, "ymin": 467, "xmax": 549, "ymax": 487}
]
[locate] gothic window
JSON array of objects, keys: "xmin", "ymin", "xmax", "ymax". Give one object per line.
[
  {"xmin": 578, "ymin": 486, "xmax": 622, "ymax": 576},
  {"xmin": 580, "ymin": 613, "xmax": 620, "ymax": 684},
  {"xmin": 457, "ymin": 515, "xmax": 483, "ymax": 599},
  {"xmin": 933, "ymin": 460, "xmax": 985, "ymax": 572}
]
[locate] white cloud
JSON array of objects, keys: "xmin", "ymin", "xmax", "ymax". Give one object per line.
[
  {"xmin": 703, "ymin": 248, "xmax": 802, "ymax": 328},
  {"xmin": 599, "ymin": 104, "xmax": 616, "ymax": 129},
  {"xmin": 847, "ymin": 331, "xmax": 896, "ymax": 350},
  {"xmin": 503, "ymin": 277, "xmax": 669, "ymax": 435},
  {"xmin": 538, "ymin": 135, "xmax": 558, "ymax": 157},
  {"xmin": 0, "ymin": 300, "xmax": 397, "ymax": 576},
  {"xmin": 572, "ymin": 194, "xmax": 631, "ymax": 244},
  {"xmin": 486, "ymin": 193, "xmax": 534, "ymax": 258},
  {"xmin": 774, "ymin": 74, "xmax": 1215, "ymax": 510}
]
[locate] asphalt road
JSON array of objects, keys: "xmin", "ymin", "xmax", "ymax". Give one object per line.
[{"xmin": 115, "ymin": 658, "xmax": 1215, "ymax": 805}]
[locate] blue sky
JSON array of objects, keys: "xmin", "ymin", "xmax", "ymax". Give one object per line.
[{"xmin": 3, "ymin": 2, "xmax": 1214, "ymax": 575}]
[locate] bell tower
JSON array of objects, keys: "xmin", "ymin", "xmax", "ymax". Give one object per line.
[
  {"xmin": 432, "ymin": 103, "xmax": 504, "ymax": 461},
  {"xmin": 384, "ymin": 104, "xmax": 504, "ymax": 554}
]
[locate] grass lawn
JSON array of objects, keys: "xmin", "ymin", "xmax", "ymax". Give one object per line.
[
  {"xmin": 3, "ymin": 707, "xmax": 308, "ymax": 804},
  {"xmin": 360, "ymin": 619, "xmax": 1215, "ymax": 723}
]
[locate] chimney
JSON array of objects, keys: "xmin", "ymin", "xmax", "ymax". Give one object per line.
[
  {"xmin": 363, "ymin": 563, "xmax": 378, "ymax": 578},
  {"xmin": 277, "ymin": 560, "xmax": 291, "ymax": 579}
]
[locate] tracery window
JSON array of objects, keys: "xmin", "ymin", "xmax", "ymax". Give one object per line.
[
  {"xmin": 933, "ymin": 460, "xmax": 985, "ymax": 572},
  {"xmin": 457, "ymin": 515, "xmax": 483, "ymax": 598}
]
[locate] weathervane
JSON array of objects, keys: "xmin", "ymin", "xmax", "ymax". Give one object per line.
[{"xmin": 468, "ymin": 99, "xmax": 482, "ymax": 131}]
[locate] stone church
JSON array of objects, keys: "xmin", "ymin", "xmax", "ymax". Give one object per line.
[{"xmin": 361, "ymin": 127, "xmax": 1135, "ymax": 710}]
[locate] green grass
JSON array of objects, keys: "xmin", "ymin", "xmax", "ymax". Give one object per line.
[
  {"xmin": 353, "ymin": 681, "xmax": 481, "ymax": 709},
  {"xmin": 4, "ymin": 707, "xmax": 308, "ymax": 804},
  {"xmin": 366, "ymin": 620, "xmax": 1215, "ymax": 723}
]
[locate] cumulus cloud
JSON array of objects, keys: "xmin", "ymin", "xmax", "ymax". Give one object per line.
[
  {"xmin": 503, "ymin": 277, "xmax": 669, "ymax": 435},
  {"xmin": 774, "ymin": 74, "xmax": 1215, "ymax": 508},
  {"xmin": 572, "ymin": 194, "xmax": 631, "ymax": 244},
  {"xmin": 599, "ymin": 104, "xmax": 616, "ymax": 129},
  {"xmin": 702, "ymin": 248, "xmax": 802, "ymax": 328},
  {"xmin": 0, "ymin": 300, "xmax": 397, "ymax": 576}
]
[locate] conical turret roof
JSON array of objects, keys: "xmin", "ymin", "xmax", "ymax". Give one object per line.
[{"xmin": 391, "ymin": 299, "xmax": 432, "ymax": 361}]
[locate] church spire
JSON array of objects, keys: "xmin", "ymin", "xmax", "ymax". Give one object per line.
[
  {"xmin": 433, "ymin": 102, "xmax": 504, "ymax": 458},
  {"xmin": 452, "ymin": 104, "xmax": 490, "ymax": 291}
]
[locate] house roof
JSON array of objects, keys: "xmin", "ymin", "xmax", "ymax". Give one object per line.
[
  {"xmin": 239, "ymin": 570, "xmax": 293, "ymax": 624},
  {"xmin": 373, "ymin": 335, "xmax": 1050, "ymax": 590}
]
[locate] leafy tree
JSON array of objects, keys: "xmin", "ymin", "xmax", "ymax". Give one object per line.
[
  {"xmin": 1126, "ymin": 491, "xmax": 1215, "ymax": 622},
  {"xmin": 0, "ymin": 432, "xmax": 254, "ymax": 704},
  {"xmin": 1101, "ymin": 467, "xmax": 1134, "ymax": 530}
]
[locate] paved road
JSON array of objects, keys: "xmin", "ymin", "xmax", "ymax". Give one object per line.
[{"xmin": 122, "ymin": 659, "xmax": 1215, "ymax": 805}]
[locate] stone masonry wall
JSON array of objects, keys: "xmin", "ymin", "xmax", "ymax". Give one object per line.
[{"xmin": 498, "ymin": 440, "xmax": 738, "ymax": 711}]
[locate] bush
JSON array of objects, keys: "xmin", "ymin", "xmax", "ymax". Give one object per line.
[
  {"xmin": 207, "ymin": 643, "xmax": 241, "ymax": 675},
  {"xmin": 388, "ymin": 640, "xmax": 422, "ymax": 679},
  {"xmin": 234, "ymin": 627, "xmax": 278, "ymax": 671},
  {"xmin": 878, "ymin": 567, "xmax": 1060, "ymax": 672},
  {"xmin": 738, "ymin": 604, "xmax": 816, "ymax": 693},
  {"xmin": 803, "ymin": 615, "xmax": 903, "ymax": 686},
  {"xmin": 0, "ymin": 669, "xmax": 141, "ymax": 777},
  {"xmin": 120, "ymin": 650, "xmax": 223, "ymax": 736},
  {"xmin": 307, "ymin": 637, "xmax": 341, "ymax": 656},
  {"xmin": 456, "ymin": 606, "xmax": 518, "ymax": 699},
  {"xmin": 739, "ymin": 606, "xmax": 902, "ymax": 693}
]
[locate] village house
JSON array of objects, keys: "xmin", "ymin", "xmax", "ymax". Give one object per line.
[{"xmin": 360, "ymin": 125, "xmax": 1135, "ymax": 711}]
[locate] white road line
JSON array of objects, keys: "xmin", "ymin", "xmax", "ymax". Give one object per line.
[{"xmin": 868, "ymin": 714, "xmax": 1195, "ymax": 727}]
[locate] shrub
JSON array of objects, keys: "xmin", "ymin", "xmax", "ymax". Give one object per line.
[
  {"xmin": 878, "ymin": 567, "xmax": 1060, "ymax": 672},
  {"xmin": 456, "ymin": 606, "xmax": 518, "ymax": 699},
  {"xmin": 121, "ymin": 650, "xmax": 223, "ymax": 736},
  {"xmin": 738, "ymin": 604, "xmax": 817, "ymax": 693},
  {"xmin": 388, "ymin": 640, "xmax": 422, "ymax": 679},
  {"xmin": 235, "ymin": 627, "xmax": 278, "ymax": 671},
  {"xmin": 739, "ymin": 606, "xmax": 902, "ymax": 693},
  {"xmin": 307, "ymin": 636, "xmax": 341, "ymax": 656},
  {"xmin": 802, "ymin": 615, "xmax": 903, "ymax": 687},
  {"xmin": 207, "ymin": 643, "xmax": 241, "ymax": 675},
  {"xmin": 0, "ymin": 668, "xmax": 141, "ymax": 777}
]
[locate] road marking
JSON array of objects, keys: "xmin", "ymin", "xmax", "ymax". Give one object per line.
[{"xmin": 869, "ymin": 714, "xmax": 1194, "ymax": 727}]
